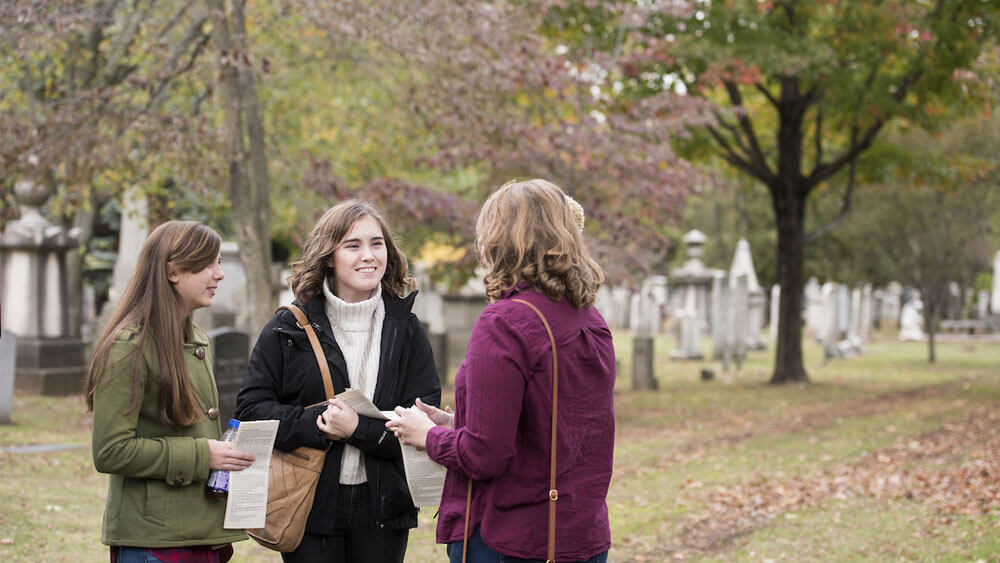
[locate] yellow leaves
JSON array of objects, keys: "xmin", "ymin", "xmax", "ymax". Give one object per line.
[{"xmin": 416, "ymin": 241, "xmax": 466, "ymax": 267}]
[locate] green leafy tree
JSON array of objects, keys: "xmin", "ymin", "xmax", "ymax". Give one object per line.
[
  {"xmin": 826, "ymin": 114, "xmax": 1000, "ymax": 361},
  {"xmin": 565, "ymin": 0, "xmax": 998, "ymax": 382}
]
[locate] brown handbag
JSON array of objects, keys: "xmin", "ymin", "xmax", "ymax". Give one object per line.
[
  {"xmin": 462, "ymin": 298, "xmax": 560, "ymax": 563},
  {"xmin": 248, "ymin": 304, "xmax": 335, "ymax": 553}
]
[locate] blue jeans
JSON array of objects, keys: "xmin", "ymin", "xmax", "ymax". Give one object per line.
[
  {"xmin": 281, "ymin": 483, "xmax": 408, "ymax": 563},
  {"xmin": 113, "ymin": 545, "xmax": 233, "ymax": 562},
  {"xmin": 114, "ymin": 547, "xmax": 161, "ymax": 563},
  {"xmin": 448, "ymin": 528, "xmax": 609, "ymax": 563}
]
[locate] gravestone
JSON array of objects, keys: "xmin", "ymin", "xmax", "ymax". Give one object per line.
[
  {"xmin": 710, "ymin": 271, "xmax": 727, "ymax": 360},
  {"xmin": 727, "ymin": 274, "xmax": 749, "ymax": 372},
  {"xmin": 899, "ymin": 298, "xmax": 925, "ymax": 342},
  {"xmin": 880, "ymin": 282, "xmax": 903, "ymax": 329},
  {"xmin": 412, "ymin": 281, "xmax": 448, "ymax": 387},
  {"xmin": 840, "ymin": 287, "xmax": 863, "ymax": 356},
  {"xmin": 860, "ymin": 285, "xmax": 874, "ymax": 341},
  {"xmin": 593, "ymin": 286, "xmax": 615, "ymax": 328},
  {"xmin": 670, "ymin": 273, "xmax": 702, "ymax": 360},
  {"xmin": 609, "ymin": 286, "xmax": 631, "ymax": 330},
  {"xmin": 668, "ymin": 230, "xmax": 713, "ymax": 333},
  {"xmin": 632, "ymin": 336, "xmax": 657, "ymax": 391},
  {"xmin": 0, "ymin": 176, "xmax": 86, "ymax": 395},
  {"xmin": 635, "ymin": 282, "xmax": 665, "ymax": 387},
  {"xmin": 209, "ymin": 328, "xmax": 249, "ymax": 424},
  {"xmin": 804, "ymin": 277, "xmax": 825, "ymax": 338},
  {"xmin": 820, "ymin": 282, "xmax": 839, "ymax": 356},
  {"xmin": 729, "ymin": 239, "xmax": 766, "ymax": 350},
  {"xmin": 837, "ymin": 285, "xmax": 851, "ymax": 338},
  {"xmin": 977, "ymin": 289, "xmax": 990, "ymax": 320},
  {"xmin": 442, "ymin": 294, "xmax": 488, "ymax": 372},
  {"xmin": 1, "ymin": 330, "xmax": 15, "ymax": 424}
]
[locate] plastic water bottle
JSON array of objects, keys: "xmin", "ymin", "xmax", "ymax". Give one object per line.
[{"xmin": 206, "ymin": 418, "xmax": 240, "ymax": 496}]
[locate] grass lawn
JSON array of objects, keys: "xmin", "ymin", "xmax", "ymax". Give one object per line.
[{"xmin": 1, "ymin": 329, "xmax": 998, "ymax": 562}]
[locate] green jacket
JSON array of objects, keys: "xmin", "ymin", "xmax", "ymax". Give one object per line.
[{"xmin": 91, "ymin": 320, "xmax": 247, "ymax": 548}]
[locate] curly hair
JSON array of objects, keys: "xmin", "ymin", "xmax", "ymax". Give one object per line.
[
  {"xmin": 476, "ymin": 179, "xmax": 604, "ymax": 308},
  {"xmin": 288, "ymin": 200, "xmax": 411, "ymax": 302}
]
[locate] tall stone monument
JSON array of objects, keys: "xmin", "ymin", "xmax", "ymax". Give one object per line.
[
  {"xmin": 728, "ymin": 239, "xmax": 766, "ymax": 350},
  {"xmin": 0, "ymin": 176, "xmax": 86, "ymax": 394},
  {"xmin": 668, "ymin": 230, "xmax": 713, "ymax": 333}
]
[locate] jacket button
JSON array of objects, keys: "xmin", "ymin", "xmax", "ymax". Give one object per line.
[
  {"xmin": 207, "ymin": 407, "xmax": 219, "ymax": 420},
  {"xmin": 174, "ymin": 474, "xmax": 184, "ymax": 485},
  {"xmin": 194, "ymin": 347, "xmax": 206, "ymax": 359}
]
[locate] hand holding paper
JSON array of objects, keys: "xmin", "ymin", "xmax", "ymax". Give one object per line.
[
  {"xmin": 317, "ymin": 398, "xmax": 359, "ymax": 440},
  {"xmin": 386, "ymin": 404, "xmax": 436, "ymax": 450}
]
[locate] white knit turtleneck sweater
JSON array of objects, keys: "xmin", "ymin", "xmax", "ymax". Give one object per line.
[{"xmin": 322, "ymin": 280, "xmax": 385, "ymax": 485}]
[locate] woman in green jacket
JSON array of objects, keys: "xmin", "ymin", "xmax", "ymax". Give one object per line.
[{"xmin": 86, "ymin": 221, "xmax": 255, "ymax": 563}]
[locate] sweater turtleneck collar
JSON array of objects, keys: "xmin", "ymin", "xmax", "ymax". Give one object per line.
[{"xmin": 322, "ymin": 280, "xmax": 381, "ymax": 332}]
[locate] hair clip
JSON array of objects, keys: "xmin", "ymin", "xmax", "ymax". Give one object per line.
[{"xmin": 564, "ymin": 194, "xmax": 585, "ymax": 232}]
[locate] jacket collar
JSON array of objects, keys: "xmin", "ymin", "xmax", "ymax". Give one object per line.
[
  {"xmin": 296, "ymin": 288, "xmax": 417, "ymax": 320},
  {"xmin": 499, "ymin": 281, "xmax": 532, "ymax": 300}
]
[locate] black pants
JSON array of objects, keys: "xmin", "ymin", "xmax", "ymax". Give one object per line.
[{"xmin": 281, "ymin": 483, "xmax": 408, "ymax": 563}]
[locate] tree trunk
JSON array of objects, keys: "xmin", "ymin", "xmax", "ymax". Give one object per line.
[
  {"xmin": 924, "ymin": 302, "xmax": 938, "ymax": 363},
  {"xmin": 213, "ymin": 0, "xmax": 274, "ymax": 342},
  {"xmin": 769, "ymin": 191, "xmax": 810, "ymax": 384},
  {"xmin": 769, "ymin": 77, "xmax": 810, "ymax": 384}
]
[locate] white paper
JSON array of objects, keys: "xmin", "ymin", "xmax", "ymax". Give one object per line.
[
  {"xmin": 223, "ymin": 419, "xmax": 279, "ymax": 529},
  {"xmin": 338, "ymin": 390, "xmax": 446, "ymax": 508}
]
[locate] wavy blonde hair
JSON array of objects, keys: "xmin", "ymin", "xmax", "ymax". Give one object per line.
[
  {"xmin": 288, "ymin": 199, "xmax": 411, "ymax": 303},
  {"xmin": 476, "ymin": 179, "xmax": 604, "ymax": 308}
]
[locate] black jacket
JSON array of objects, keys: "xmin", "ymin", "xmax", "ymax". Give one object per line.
[{"xmin": 235, "ymin": 289, "xmax": 441, "ymax": 531}]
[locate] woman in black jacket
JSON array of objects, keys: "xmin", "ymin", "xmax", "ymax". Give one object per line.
[{"xmin": 236, "ymin": 200, "xmax": 441, "ymax": 563}]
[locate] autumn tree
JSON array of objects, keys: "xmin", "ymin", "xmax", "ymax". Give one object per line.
[
  {"xmin": 566, "ymin": 0, "xmax": 999, "ymax": 382},
  {"xmin": 303, "ymin": 0, "xmax": 713, "ymax": 282},
  {"xmin": 0, "ymin": 0, "xmax": 218, "ymax": 332}
]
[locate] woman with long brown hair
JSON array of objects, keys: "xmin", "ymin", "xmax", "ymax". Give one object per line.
[
  {"xmin": 236, "ymin": 199, "xmax": 441, "ymax": 562},
  {"xmin": 87, "ymin": 220, "xmax": 254, "ymax": 562},
  {"xmin": 389, "ymin": 179, "xmax": 616, "ymax": 562}
]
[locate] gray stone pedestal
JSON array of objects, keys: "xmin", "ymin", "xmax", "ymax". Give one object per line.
[
  {"xmin": 14, "ymin": 337, "xmax": 85, "ymax": 395},
  {"xmin": 632, "ymin": 335, "xmax": 658, "ymax": 391},
  {"xmin": 1, "ymin": 330, "xmax": 15, "ymax": 423},
  {"xmin": 0, "ymin": 176, "xmax": 86, "ymax": 395}
]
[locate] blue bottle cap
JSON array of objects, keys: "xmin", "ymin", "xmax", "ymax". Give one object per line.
[{"xmin": 227, "ymin": 418, "xmax": 240, "ymax": 428}]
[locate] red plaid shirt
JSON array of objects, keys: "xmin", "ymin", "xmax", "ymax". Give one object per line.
[{"xmin": 110, "ymin": 544, "xmax": 234, "ymax": 563}]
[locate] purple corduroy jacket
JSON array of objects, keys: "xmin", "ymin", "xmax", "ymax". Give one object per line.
[{"xmin": 426, "ymin": 284, "xmax": 616, "ymax": 560}]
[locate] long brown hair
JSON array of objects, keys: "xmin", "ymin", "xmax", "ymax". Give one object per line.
[
  {"xmin": 86, "ymin": 221, "xmax": 221, "ymax": 428},
  {"xmin": 476, "ymin": 179, "xmax": 604, "ymax": 308},
  {"xmin": 288, "ymin": 199, "xmax": 411, "ymax": 302}
]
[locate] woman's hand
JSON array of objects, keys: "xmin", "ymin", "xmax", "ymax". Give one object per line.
[
  {"xmin": 207, "ymin": 440, "xmax": 255, "ymax": 471},
  {"xmin": 385, "ymin": 404, "xmax": 438, "ymax": 450},
  {"xmin": 317, "ymin": 398, "xmax": 360, "ymax": 440},
  {"xmin": 413, "ymin": 398, "xmax": 454, "ymax": 429}
]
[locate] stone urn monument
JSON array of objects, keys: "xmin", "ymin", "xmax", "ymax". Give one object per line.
[{"xmin": 0, "ymin": 176, "xmax": 86, "ymax": 394}]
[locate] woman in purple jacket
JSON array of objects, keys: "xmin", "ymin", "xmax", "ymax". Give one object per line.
[{"xmin": 389, "ymin": 179, "xmax": 616, "ymax": 562}]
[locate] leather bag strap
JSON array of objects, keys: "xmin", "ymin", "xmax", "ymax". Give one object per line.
[
  {"xmin": 462, "ymin": 298, "xmax": 559, "ymax": 563},
  {"xmin": 277, "ymin": 305, "xmax": 336, "ymax": 400}
]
